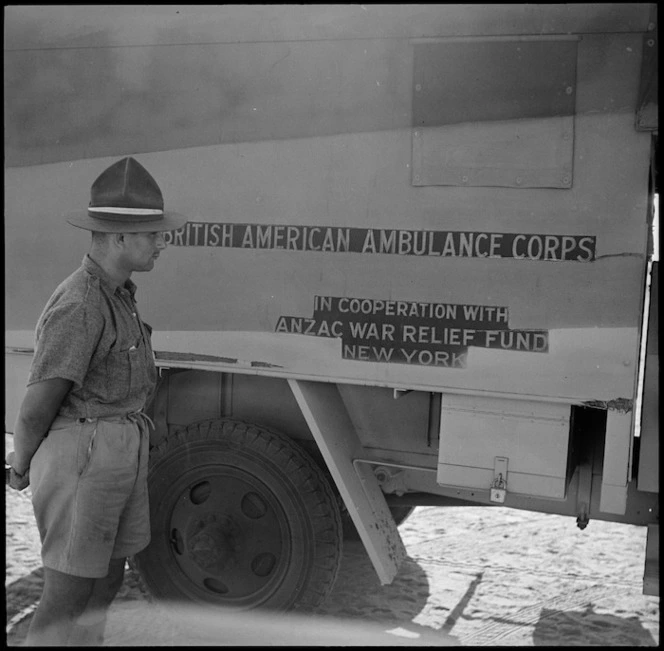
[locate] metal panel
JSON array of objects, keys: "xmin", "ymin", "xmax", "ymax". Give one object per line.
[
  {"xmin": 166, "ymin": 370, "xmax": 222, "ymax": 426},
  {"xmin": 4, "ymin": 99, "xmax": 650, "ymax": 401},
  {"xmin": 3, "ymin": 5, "xmax": 653, "ymax": 50},
  {"xmin": 412, "ymin": 117, "xmax": 574, "ymax": 188},
  {"xmin": 230, "ymin": 374, "xmax": 313, "ymax": 441},
  {"xmin": 638, "ymin": 262, "xmax": 659, "ymax": 492},
  {"xmin": 3, "ymin": 19, "xmax": 652, "ymax": 406},
  {"xmin": 437, "ymin": 395, "xmax": 571, "ymax": 499},
  {"xmin": 5, "ymin": 6, "xmax": 652, "ymax": 168},
  {"xmin": 288, "ymin": 379, "xmax": 407, "ymax": 584},
  {"xmin": 636, "ymin": 32, "xmax": 658, "ymax": 131},
  {"xmin": 599, "ymin": 410, "xmax": 633, "ymax": 514},
  {"xmin": 413, "ymin": 39, "xmax": 577, "ymax": 127},
  {"xmin": 336, "ymin": 384, "xmax": 432, "ymax": 454},
  {"xmin": 4, "ymin": 38, "xmax": 412, "ymax": 167},
  {"xmin": 412, "ymin": 38, "xmax": 577, "ymax": 188}
]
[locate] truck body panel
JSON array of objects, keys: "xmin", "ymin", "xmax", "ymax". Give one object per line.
[{"xmin": 4, "ymin": 66, "xmax": 650, "ymax": 402}]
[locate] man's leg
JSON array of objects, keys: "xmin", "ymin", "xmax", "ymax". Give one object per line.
[
  {"xmin": 68, "ymin": 557, "xmax": 127, "ymax": 646},
  {"xmin": 25, "ymin": 567, "xmax": 96, "ymax": 646}
]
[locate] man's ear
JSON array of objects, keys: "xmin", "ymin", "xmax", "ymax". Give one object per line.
[{"xmin": 110, "ymin": 233, "xmax": 126, "ymax": 248}]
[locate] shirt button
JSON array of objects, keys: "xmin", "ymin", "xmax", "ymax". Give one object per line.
[{"xmin": 133, "ymin": 313, "xmax": 137, "ymax": 317}]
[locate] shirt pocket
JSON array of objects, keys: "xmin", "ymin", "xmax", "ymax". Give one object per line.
[{"xmin": 105, "ymin": 339, "xmax": 146, "ymax": 403}]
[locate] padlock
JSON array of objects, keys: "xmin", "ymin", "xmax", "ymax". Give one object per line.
[
  {"xmin": 490, "ymin": 487, "xmax": 506, "ymax": 503},
  {"xmin": 490, "ymin": 473, "xmax": 507, "ymax": 503}
]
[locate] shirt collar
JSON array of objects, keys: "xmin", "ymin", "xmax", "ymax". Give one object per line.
[{"xmin": 82, "ymin": 255, "xmax": 137, "ymax": 298}]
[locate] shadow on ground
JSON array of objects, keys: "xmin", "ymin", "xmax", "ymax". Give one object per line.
[
  {"xmin": 533, "ymin": 603, "xmax": 657, "ymax": 646},
  {"xmin": 316, "ymin": 539, "xmax": 459, "ymax": 644},
  {"xmin": 6, "ymin": 568, "xmax": 43, "ymax": 646},
  {"xmin": 6, "ymin": 545, "xmax": 459, "ymax": 646},
  {"xmin": 6, "ymin": 568, "xmax": 43, "ymax": 621}
]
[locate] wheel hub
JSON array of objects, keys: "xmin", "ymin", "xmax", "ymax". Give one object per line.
[
  {"xmin": 167, "ymin": 472, "xmax": 289, "ymax": 603},
  {"xmin": 187, "ymin": 514, "xmax": 239, "ymax": 574}
]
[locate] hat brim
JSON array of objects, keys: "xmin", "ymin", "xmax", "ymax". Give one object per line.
[{"xmin": 66, "ymin": 210, "xmax": 188, "ymax": 233}]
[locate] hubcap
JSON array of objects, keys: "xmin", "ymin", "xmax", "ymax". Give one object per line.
[{"xmin": 167, "ymin": 467, "xmax": 290, "ymax": 606}]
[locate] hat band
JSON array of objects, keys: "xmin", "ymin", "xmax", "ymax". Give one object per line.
[{"xmin": 88, "ymin": 206, "xmax": 164, "ymax": 222}]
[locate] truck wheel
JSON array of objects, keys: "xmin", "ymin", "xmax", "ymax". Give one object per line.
[{"xmin": 133, "ymin": 419, "xmax": 342, "ymax": 612}]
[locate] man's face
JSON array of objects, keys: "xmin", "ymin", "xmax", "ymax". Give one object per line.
[{"xmin": 121, "ymin": 231, "xmax": 167, "ymax": 272}]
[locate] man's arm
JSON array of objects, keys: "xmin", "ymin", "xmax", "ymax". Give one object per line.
[{"xmin": 10, "ymin": 378, "xmax": 73, "ymax": 476}]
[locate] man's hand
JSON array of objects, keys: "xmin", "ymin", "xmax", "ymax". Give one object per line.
[
  {"xmin": 10, "ymin": 377, "xmax": 72, "ymax": 493},
  {"xmin": 5, "ymin": 450, "xmax": 30, "ymax": 491}
]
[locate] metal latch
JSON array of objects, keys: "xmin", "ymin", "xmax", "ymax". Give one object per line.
[
  {"xmin": 490, "ymin": 456, "xmax": 509, "ymax": 503},
  {"xmin": 373, "ymin": 465, "xmax": 408, "ymax": 496}
]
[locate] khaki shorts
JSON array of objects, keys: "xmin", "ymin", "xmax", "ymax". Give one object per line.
[{"xmin": 30, "ymin": 415, "xmax": 151, "ymax": 578}]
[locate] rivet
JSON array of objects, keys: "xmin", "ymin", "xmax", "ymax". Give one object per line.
[
  {"xmin": 414, "ymin": 174, "xmax": 420, "ymax": 182},
  {"xmin": 647, "ymin": 39, "xmax": 655, "ymax": 48},
  {"xmin": 565, "ymin": 86, "xmax": 573, "ymax": 95},
  {"xmin": 462, "ymin": 176, "xmax": 469, "ymax": 183},
  {"xmin": 515, "ymin": 177, "xmax": 522, "ymax": 185},
  {"xmin": 415, "ymin": 84, "xmax": 422, "ymax": 91},
  {"xmin": 647, "ymin": 22, "xmax": 656, "ymax": 31},
  {"xmin": 562, "ymin": 175, "xmax": 571, "ymax": 185}
]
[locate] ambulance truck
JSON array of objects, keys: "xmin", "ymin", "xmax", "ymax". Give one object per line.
[{"xmin": 5, "ymin": 4, "xmax": 658, "ymax": 611}]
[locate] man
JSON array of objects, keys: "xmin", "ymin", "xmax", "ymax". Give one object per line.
[{"xmin": 6, "ymin": 157, "xmax": 187, "ymax": 646}]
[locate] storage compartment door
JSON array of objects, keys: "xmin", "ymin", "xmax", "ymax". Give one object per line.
[{"xmin": 437, "ymin": 395, "xmax": 571, "ymax": 499}]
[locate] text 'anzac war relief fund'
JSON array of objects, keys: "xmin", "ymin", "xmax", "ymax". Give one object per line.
[
  {"xmin": 165, "ymin": 223, "xmax": 596, "ymax": 262},
  {"xmin": 165, "ymin": 222, "xmax": 592, "ymax": 368},
  {"xmin": 276, "ymin": 296, "xmax": 549, "ymax": 369}
]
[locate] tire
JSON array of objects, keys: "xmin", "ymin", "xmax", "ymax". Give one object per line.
[{"xmin": 133, "ymin": 419, "xmax": 342, "ymax": 612}]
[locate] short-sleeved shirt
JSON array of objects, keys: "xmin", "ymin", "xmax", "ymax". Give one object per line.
[{"xmin": 28, "ymin": 255, "xmax": 158, "ymax": 419}]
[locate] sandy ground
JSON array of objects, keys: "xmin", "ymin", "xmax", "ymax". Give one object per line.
[{"xmin": 5, "ymin": 434, "xmax": 659, "ymax": 646}]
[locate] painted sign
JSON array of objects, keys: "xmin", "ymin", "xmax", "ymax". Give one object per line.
[
  {"xmin": 165, "ymin": 222, "xmax": 596, "ymax": 262},
  {"xmin": 276, "ymin": 296, "xmax": 548, "ymax": 368}
]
